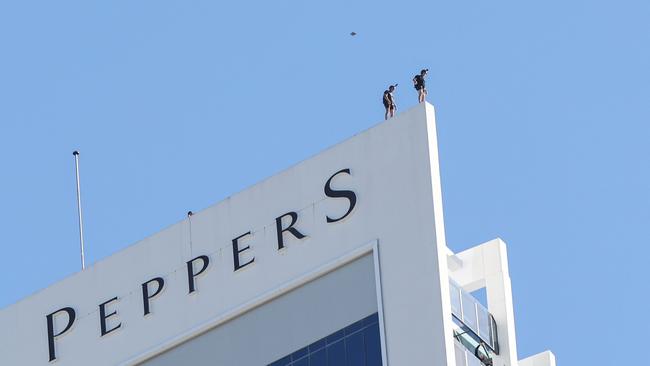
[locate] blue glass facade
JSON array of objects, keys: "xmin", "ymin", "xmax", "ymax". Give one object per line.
[{"xmin": 268, "ymin": 313, "xmax": 383, "ymax": 366}]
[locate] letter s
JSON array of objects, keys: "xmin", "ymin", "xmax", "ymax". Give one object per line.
[{"xmin": 324, "ymin": 168, "xmax": 357, "ymax": 223}]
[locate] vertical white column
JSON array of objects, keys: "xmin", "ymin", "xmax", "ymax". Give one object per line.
[{"xmin": 483, "ymin": 239, "xmax": 519, "ymax": 366}]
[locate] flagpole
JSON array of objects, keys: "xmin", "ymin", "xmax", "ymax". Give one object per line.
[{"xmin": 73, "ymin": 151, "xmax": 85, "ymax": 270}]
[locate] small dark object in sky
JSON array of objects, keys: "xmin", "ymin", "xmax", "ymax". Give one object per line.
[{"xmin": 350, "ymin": 32, "xmax": 357, "ymax": 36}]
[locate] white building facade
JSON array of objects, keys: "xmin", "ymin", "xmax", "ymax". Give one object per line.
[{"xmin": 0, "ymin": 103, "xmax": 555, "ymax": 366}]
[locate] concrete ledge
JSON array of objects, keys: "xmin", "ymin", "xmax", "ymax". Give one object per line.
[{"xmin": 519, "ymin": 350, "xmax": 557, "ymax": 366}]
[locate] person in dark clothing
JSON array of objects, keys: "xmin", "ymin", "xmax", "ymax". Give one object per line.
[
  {"xmin": 383, "ymin": 84, "xmax": 397, "ymax": 120},
  {"xmin": 413, "ymin": 69, "xmax": 428, "ymax": 103}
]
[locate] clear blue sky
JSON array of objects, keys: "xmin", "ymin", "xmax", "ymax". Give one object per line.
[{"xmin": 1, "ymin": 1, "xmax": 648, "ymax": 364}]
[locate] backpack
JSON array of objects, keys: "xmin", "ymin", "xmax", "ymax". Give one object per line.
[
  {"xmin": 414, "ymin": 75, "xmax": 423, "ymax": 89},
  {"xmin": 383, "ymin": 91, "xmax": 391, "ymax": 105}
]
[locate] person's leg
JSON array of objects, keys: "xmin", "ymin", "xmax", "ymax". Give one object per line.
[
  {"xmin": 385, "ymin": 106, "xmax": 389, "ymax": 120},
  {"xmin": 390, "ymin": 106, "xmax": 395, "ymax": 118},
  {"xmin": 418, "ymin": 89, "xmax": 424, "ymax": 103}
]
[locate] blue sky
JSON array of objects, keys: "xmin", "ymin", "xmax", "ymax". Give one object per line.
[{"xmin": 1, "ymin": 1, "xmax": 648, "ymax": 364}]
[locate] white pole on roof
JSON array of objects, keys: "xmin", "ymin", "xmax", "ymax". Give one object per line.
[{"xmin": 73, "ymin": 150, "xmax": 86, "ymax": 270}]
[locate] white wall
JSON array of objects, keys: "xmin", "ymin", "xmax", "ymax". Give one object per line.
[
  {"xmin": 0, "ymin": 103, "xmax": 453, "ymax": 366},
  {"xmin": 519, "ymin": 351, "xmax": 556, "ymax": 366}
]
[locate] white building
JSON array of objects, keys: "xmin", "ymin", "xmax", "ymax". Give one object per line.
[{"xmin": 0, "ymin": 103, "xmax": 555, "ymax": 366}]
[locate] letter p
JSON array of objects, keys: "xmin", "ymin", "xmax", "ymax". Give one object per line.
[{"xmin": 46, "ymin": 307, "xmax": 76, "ymax": 362}]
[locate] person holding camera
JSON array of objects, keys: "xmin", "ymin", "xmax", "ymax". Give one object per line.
[
  {"xmin": 383, "ymin": 84, "xmax": 397, "ymax": 120},
  {"xmin": 413, "ymin": 69, "xmax": 428, "ymax": 103}
]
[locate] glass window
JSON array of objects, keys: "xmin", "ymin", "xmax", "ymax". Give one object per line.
[
  {"xmin": 364, "ymin": 322, "xmax": 382, "ymax": 366},
  {"xmin": 346, "ymin": 332, "xmax": 365, "ymax": 365},
  {"xmin": 450, "ymin": 283, "xmax": 462, "ymax": 317},
  {"xmin": 477, "ymin": 305, "xmax": 491, "ymax": 344},
  {"xmin": 327, "ymin": 340, "xmax": 346, "ymax": 365},
  {"xmin": 292, "ymin": 346, "xmax": 308, "ymax": 361},
  {"xmin": 461, "ymin": 292, "xmax": 478, "ymax": 332},
  {"xmin": 267, "ymin": 312, "xmax": 383, "ymax": 366},
  {"xmin": 310, "ymin": 349, "xmax": 326, "ymax": 366},
  {"xmin": 292, "ymin": 358, "xmax": 308, "ymax": 366}
]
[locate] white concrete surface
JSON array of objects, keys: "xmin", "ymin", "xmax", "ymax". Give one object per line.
[
  {"xmin": 0, "ymin": 102, "xmax": 454, "ymax": 366},
  {"xmin": 519, "ymin": 351, "xmax": 556, "ymax": 366}
]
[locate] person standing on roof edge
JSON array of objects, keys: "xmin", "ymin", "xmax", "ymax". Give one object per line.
[
  {"xmin": 413, "ymin": 69, "xmax": 428, "ymax": 103},
  {"xmin": 383, "ymin": 84, "xmax": 397, "ymax": 120}
]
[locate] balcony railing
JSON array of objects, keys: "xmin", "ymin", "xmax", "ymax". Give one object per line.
[
  {"xmin": 449, "ymin": 280, "xmax": 499, "ymax": 354},
  {"xmin": 454, "ymin": 340, "xmax": 486, "ymax": 366}
]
